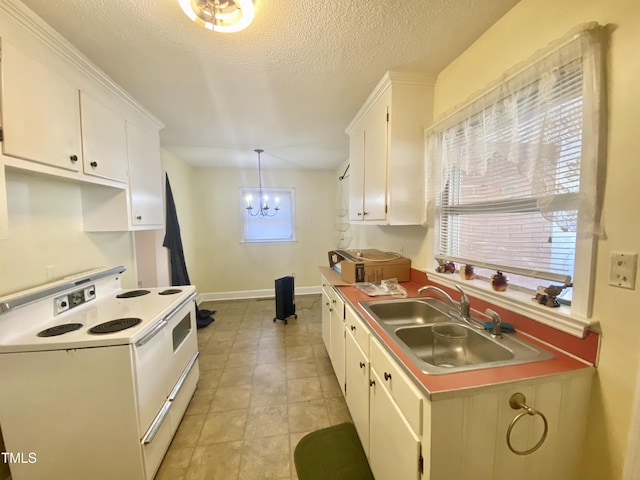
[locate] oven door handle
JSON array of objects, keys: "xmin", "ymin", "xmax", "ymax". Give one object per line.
[
  {"xmin": 163, "ymin": 292, "xmax": 197, "ymax": 322},
  {"xmin": 135, "ymin": 319, "xmax": 168, "ymax": 347},
  {"xmin": 169, "ymin": 352, "xmax": 200, "ymax": 402},
  {"xmin": 141, "ymin": 401, "xmax": 171, "ymax": 445}
]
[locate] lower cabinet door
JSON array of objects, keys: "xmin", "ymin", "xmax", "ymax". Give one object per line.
[
  {"xmin": 369, "ymin": 369, "xmax": 421, "ymax": 480},
  {"xmin": 329, "ymin": 308, "xmax": 346, "ymax": 395},
  {"xmin": 321, "ymin": 289, "xmax": 331, "ymax": 352},
  {"xmin": 345, "ymin": 332, "xmax": 370, "ymax": 456}
]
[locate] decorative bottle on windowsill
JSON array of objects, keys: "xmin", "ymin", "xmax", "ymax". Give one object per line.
[
  {"xmin": 460, "ymin": 264, "xmax": 476, "ymax": 280},
  {"xmin": 491, "ymin": 271, "xmax": 509, "ymax": 291}
]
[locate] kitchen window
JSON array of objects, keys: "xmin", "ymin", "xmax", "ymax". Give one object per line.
[
  {"xmin": 425, "ymin": 24, "xmax": 605, "ymax": 322},
  {"xmin": 240, "ymin": 187, "xmax": 296, "ymax": 243}
]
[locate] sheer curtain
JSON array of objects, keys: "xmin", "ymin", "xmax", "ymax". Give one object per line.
[{"xmin": 425, "ymin": 23, "xmax": 605, "ymax": 285}]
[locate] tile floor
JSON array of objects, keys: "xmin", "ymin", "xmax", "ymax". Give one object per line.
[{"xmin": 155, "ymin": 295, "xmax": 352, "ymax": 480}]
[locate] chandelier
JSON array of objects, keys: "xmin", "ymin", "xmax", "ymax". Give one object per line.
[
  {"xmin": 178, "ymin": 0, "xmax": 255, "ymax": 33},
  {"xmin": 245, "ymin": 149, "xmax": 279, "ymax": 217}
]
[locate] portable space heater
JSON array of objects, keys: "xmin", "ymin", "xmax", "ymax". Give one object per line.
[{"xmin": 274, "ymin": 276, "xmax": 297, "ymax": 324}]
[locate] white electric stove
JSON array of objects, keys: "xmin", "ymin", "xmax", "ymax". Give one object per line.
[{"xmin": 0, "ymin": 266, "xmax": 200, "ymax": 480}]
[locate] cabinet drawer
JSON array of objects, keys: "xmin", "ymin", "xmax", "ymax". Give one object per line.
[
  {"xmin": 345, "ymin": 304, "xmax": 370, "ymax": 357},
  {"xmin": 329, "ymin": 288, "xmax": 345, "ymax": 319},
  {"xmin": 370, "ymin": 336, "xmax": 422, "ymax": 435}
]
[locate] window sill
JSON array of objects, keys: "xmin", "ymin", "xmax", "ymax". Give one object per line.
[
  {"xmin": 423, "ymin": 269, "xmax": 598, "ymax": 339},
  {"xmin": 240, "ymin": 239, "xmax": 298, "ymax": 245}
]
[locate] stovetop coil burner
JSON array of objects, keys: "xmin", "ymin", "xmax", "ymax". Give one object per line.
[
  {"xmin": 158, "ymin": 289, "xmax": 182, "ymax": 295},
  {"xmin": 37, "ymin": 323, "xmax": 83, "ymax": 337},
  {"xmin": 116, "ymin": 290, "xmax": 150, "ymax": 299},
  {"xmin": 89, "ymin": 318, "xmax": 142, "ymax": 334}
]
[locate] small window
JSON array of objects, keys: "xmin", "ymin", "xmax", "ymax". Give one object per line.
[{"xmin": 240, "ymin": 187, "xmax": 296, "ymax": 243}]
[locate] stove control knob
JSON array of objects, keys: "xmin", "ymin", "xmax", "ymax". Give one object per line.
[
  {"xmin": 84, "ymin": 286, "xmax": 96, "ymax": 301},
  {"xmin": 54, "ymin": 295, "xmax": 70, "ymax": 315}
]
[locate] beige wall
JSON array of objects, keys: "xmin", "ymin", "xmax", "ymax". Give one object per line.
[
  {"xmin": 162, "ymin": 155, "xmax": 337, "ymax": 294},
  {"xmin": 340, "ymin": 0, "xmax": 638, "ymax": 477},
  {"xmin": 0, "ymin": 169, "xmax": 136, "ymax": 294}
]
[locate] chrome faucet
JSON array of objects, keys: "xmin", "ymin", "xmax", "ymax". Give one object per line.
[
  {"xmin": 485, "ymin": 308, "xmax": 503, "ymax": 339},
  {"xmin": 417, "ymin": 284, "xmax": 483, "ymax": 330},
  {"xmin": 416, "ymin": 285, "xmax": 455, "ymax": 305}
]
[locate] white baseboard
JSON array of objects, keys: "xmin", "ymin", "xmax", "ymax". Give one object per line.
[{"xmin": 197, "ymin": 286, "xmax": 321, "ymax": 304}]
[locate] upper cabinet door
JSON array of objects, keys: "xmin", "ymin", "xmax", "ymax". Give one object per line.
[
  {"xmin": 348, "ymin": 127, "xmax": 365, "ymax": 222},
  {"xmin": 80, "ymin": 92, "xmax": 128, "ymax": 183},
  {"xmin": 126, "ymin": 122, "xmax": 164, "ymax": 227},
  {"xmin": 361, "ymin": 94, "xmax": 389, "ymax": 222},
  {"xmin": 0, "ymin": 40, "xmax": 82, "ymax": 171}
]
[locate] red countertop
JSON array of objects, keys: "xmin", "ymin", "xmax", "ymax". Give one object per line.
[{"xmin": 330, "ymin": 268, "xmax": 597, "ymax": 397}]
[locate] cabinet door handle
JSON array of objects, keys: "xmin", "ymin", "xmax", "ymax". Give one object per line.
[
  {"xmin": 69, "ymin": 154, "xmax": 78, "ymax": 162},
  {"xmin": 363, "ymin": 211, "xmax": 369, "ymax": 216},
  {"xmin": 357, "ymin": 212, "xmax": 363, "ymax": 216},
  {"xmin": 136, "ymin": 215, "xmax": 142, "ymax": 220},
  {"xmin": 384, "ymin": 372, "xmax": 392, "ymax": 381},
  {"xmin": 369, "ymin": 380, "xmax": 376, "ymax": 387},
  {"xmin": 350, "ymin": 325, "xmax": 356, "ymax": 331},
  {"xmin": 359, "ymin": 362, "xmax": 365, "ymax": 369},
  {"xmin": 90, "ymin": 161, "xmax": 98, "ymax": 168}
]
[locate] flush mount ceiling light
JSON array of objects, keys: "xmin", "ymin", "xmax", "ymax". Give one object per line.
[
  {"xmin": 245, "ymin": 149, "xmax": 279, "ymax": 218},
  {"xmin": 178, "ymin": 0, "xmax": 255, "ymax": 33}
]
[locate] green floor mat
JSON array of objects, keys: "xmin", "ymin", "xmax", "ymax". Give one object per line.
[{"xmin": 294, "ymin": 422, "xmax": 374, "ymax": 480}]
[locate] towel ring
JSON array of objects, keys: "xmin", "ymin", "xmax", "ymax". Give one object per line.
[{"xmin": 506, "ymin": 392, "xmax": 548, "ymax": 455}]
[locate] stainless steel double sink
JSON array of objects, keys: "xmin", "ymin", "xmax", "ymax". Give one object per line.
[{"xmin": 359, "ymin": 297, "xmax": 554, "ymax": 375}]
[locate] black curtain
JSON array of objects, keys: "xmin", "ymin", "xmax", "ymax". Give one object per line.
[{"xmin": 163, "ymin": 173, "xmax": 213, "ymax": 327}]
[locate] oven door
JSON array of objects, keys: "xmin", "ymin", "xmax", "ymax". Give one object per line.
[{"xmin": 133, "ymin": 293, "xmax": 198, "ymax": 435}]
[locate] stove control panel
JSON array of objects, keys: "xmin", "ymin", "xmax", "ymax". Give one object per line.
[{"xmin": 54, "ymin": 285, "xmax": 96, "ymax": 315}]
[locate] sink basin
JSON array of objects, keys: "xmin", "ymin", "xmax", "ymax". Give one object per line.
[
  {"xmin": 396, "ymin": 323, "xmax": 515, "ymax": 366},
  {"xmin": 360, "ymin": 298, "xmax": 554, "ymax": 374},
  {"xmin": 360, "ymin": 298, "xmax": 456, "ymax": 326}
]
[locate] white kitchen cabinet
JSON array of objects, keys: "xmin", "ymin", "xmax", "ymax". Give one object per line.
[
  {"xmin": 80, "ymin": 122, "xmax": 164, "ymax": 233},
  {"xmin": 80, "ymin": 92, "xmax": 129, "ymax": 183},
  {"xmin": 321, "ymin": 278, "xmax": 332, "ymax": 352},
  {"xmin": 346, "ymin": 71, "xmax": 434, "ymax": 225},
  {"xmin": 334, "ymin": 290, "xmax": 593, "ymax": 480},
  {"xmin": 126, "ymin": 122, "xmax": 164, "ymax": 228},
  {"xmin": 348, "ymin": 88, "xmax": 389, "ymax": 222},
  {"xmin": 0, "ymin": 39, "xmax": 82, "ymax": 172},
  {"xmin": 328, "ymin": 287, "xmax": 346, "ymax": 396},
  {"xmin": 370, "ymin": 336, "xmax": 423, "ymax": 436},
  {"xmin": 424, "ymin": 372, "xmax": 593, "ymax": 480},
  {"xmin": 345, "ymin": 313, "xmax": 370, "ymax": 456},
  {"xmin": 369, "ymin": 368, "xmax": 422, "ymax": 480}
]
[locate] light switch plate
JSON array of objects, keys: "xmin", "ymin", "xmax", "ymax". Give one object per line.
[{"xmin": 609, "ymin": 252, "xmax": 638, "ymax": 289}]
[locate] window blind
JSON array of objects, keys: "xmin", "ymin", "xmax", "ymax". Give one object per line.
[{"xmin": 426, "ymin": 27, "xmax": 603, "ymax": 290}]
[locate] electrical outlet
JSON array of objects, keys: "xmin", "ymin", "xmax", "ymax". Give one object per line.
[{"xmin": 609, "ymin": 252, "xmax": 638, "ymax": 289}]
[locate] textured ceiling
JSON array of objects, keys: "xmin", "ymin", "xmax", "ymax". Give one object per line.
[{"xmin": 20, "ymin": 0, "xmax": 520, "ymax": 169}]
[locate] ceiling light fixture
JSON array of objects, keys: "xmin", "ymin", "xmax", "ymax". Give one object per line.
[
  {"xmin": 178, "ymin": 0, "xmax": 255, "ymax": 33},
  {"xmin": 245, "ymin": 149, "xmax": 279, "ymax": 217}
]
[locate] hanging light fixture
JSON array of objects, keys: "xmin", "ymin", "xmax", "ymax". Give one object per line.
[
  {"xmin": 178, "ymin": 0, "xmax": 255, "ymax": 33},
  {"xmin": 245, "ymin": 149, "xmax": 279, "ymax": 217}
]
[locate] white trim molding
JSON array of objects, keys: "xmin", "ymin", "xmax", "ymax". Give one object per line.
[{"xmin": 197, "ymin": 285, "xmax": 321, "ymax": 304}]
